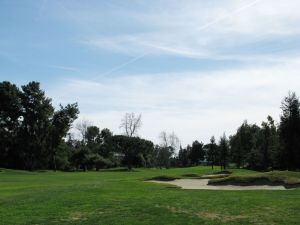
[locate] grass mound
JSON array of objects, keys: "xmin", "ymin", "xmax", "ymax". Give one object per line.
[{"xmin": 208, "ymin": 173, "xmax": 300, "ymax": 189}]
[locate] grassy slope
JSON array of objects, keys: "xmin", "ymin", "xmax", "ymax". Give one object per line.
[{"xmin": 0, "ymin": 167, "xmax": 300, "ymax": 225}]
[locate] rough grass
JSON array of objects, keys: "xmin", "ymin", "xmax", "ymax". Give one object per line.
[{"xmin": 1, "ymin": 167, "xmax": 300, "ymax": 225}]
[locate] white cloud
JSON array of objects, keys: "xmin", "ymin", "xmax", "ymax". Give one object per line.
[
  {"xmin": 48, "ymin": 59, "xmax": 300, "ymax": 146},
  {"xmin": 42, "ymin": 0, "xmax": 300, "ymax": 146}
]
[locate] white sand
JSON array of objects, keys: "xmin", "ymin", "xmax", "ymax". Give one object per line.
[{"xmin": 148, "ymin": 179, "xmax": 287, "ymax": 190}]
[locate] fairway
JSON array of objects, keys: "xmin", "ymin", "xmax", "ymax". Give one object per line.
[{"xmin": 1, "ymin": 167, "xmax": 300, "ymax": 225}]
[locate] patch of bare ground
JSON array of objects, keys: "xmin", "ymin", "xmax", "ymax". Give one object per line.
[
  {"xmin": 61, "ymin": 210, "xmax": 104, "ymax": 222},
  {"xmin": 156, "ymin": 205, "xmax": 247, "ymax": 222},
  {"xmin": 68, "ymin": 211, "xmax": 88, "ymax": 221}
]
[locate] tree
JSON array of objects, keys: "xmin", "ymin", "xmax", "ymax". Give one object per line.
[
  {"xmin": 0, "ymin": 81, "xmax": 79, "ymax": 170},
  {"xmin": 259, "ymin": 116, "xmax": 279, "ymax": 170},
  {"xmin": 230, "ymin": 121, "xmax": 253, "ymax": 168},
  {"xmin": 206, "ymin": 136, "xmax": 217, "ymax": 169},
  {"xmin": 219, "ymin": 133, "xmax": 229, "ymax": 170},
  {"xmin": 279, "ymin": 92, "xmax": 300, "ymax": 170},
  {"xmin": 189, "ymin": 140, "xmax": 205, "ymax": 165},
  {"xmin": 120, "ymin": 112, "xmax": 142, "ymax": 137},
  {"xmin": 50, "ymin": 103, "xmax": 79, "ymax": 171},
  {"xmin": 155, "ymin": 145, "xmax": 174, "ymax": 169},
  {"xmin": 159, "ymin": 131, "xmax": 180, "ymax": 152},
  {"xmin": 157, "ymin": 131, "xmax": 180, "ymax": 168},
  {"xmin": 0, "ymin": 82, "xmax": 22, "ymax": 168},
  {"xmin": 99, "ymin": 128, "xmax": 113, "ymax": 158},
  {"xmin": 178, "ymin": 145, "xmax": 191, "ymax": 167},
  {"xmin": 85, "ymin": 126, "xmax": 101, "ymax": 150},
  {"xmin": 111, "ymin": 135, "xmax": 154, "ymax": 169},
  {"xmin": 76, "ymin": 119, "xmax": 92, "ymax": 144},
  {"xmin": 19, "ymin": 82, "xmax": 54, "ymax": 170}
]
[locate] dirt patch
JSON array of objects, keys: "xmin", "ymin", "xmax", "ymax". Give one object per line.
[
  {"xmin": 148, "ymin": 179, "xmax": 289, "ymax": 190},
  {"xmin": 67, "ymin": 211, "xmax": 88, "ymax": 221},
  {"xmin": 156, "ymin": 205, "xmax": 247, "ymax": 222}
]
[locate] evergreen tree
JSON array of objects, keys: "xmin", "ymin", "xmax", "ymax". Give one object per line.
[{"xmin": 279, "ymin": 92, "xmax": 300, "ymax": 170}]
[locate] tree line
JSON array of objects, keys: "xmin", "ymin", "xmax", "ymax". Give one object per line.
[{"xmin": 1, "ymin": 81, "xmax": 300, "ymax": 171}]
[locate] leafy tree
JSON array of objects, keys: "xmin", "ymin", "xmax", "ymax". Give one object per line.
[
  {"xmin": 0, "ymin": 82, "xmax": 22, "ymax": 168},
  {"xmin": 18, "ymin": 82, "xmax": 54, "ymax": 170},
  {"xmin": 85, "ymin": 126, "xmax": 101, "ymax": 150},
  {"xmin": 0, "ymin": 81, "xmax": 78, "ymax": 170},
  {"xmin": 189, "ymin": 140, "xmax": 205, "ymax": 165},
  {"xmin": 50, "ymin": 103, "xmax": 79, "ymax": 171},
  {"xmin": 99, "ymin": 128, "xmax": 114, "ymax": 158},
  {"xmin": 111, "ymin": 135, "xmax": 154, "ymax": 169},
  {"xmin": 155, "ymin": 145, "xmax": 174, "ymax": 169},
  {"xmin": 70, "ymin": 147, "xmax": 89, "ymax": 171},
  {"xmin": 178, "ymin": 145, "xmax": 191, "ymax": 167}
]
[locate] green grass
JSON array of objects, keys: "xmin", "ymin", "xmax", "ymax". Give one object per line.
[{"xmin": 1, "ymin": 167, "xmax": 300, "ymax": 225}]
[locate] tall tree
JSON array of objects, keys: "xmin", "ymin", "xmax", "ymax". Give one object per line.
[
  {"xmin": 19, "ymin": 82, "xmax": 54, "ymax": 170},
  {"xmin": 219, "ymin": 134, "xmax": 229, "ymax": 170},
  {"xmin": 206, "ymin": 136, "xmax": 217, "ymax": 169},
  {"xmin": 0, "ymin": 82, "xmax": 22, "ymax": 168},
  {"xmin": 50, "ymin": 104, "xmax": 79, "ymax": 171},
  {"xmin": 230, "ymin": 121, "xmax": 253, "ymax": 168},
  {"xmin": 279, "ymin": 92, "xmax": 300, "ymax": 170},
  {"xmin": 1, "ymin": 81, "xmax": 79, "ymax": 170}
]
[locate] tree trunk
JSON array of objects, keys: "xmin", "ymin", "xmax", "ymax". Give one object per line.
[{"xmin": 53, "ymin": 154, "xmax": 57, "ymax": 172}]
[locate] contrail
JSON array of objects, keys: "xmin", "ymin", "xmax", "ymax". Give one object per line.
[
  {"xmin": 194, "ymin": 0, "xmax": 262, "ymax": 32},
  {"xmin": 91, "ymin": 0, "xmax": 262, "ymax": 80},
  {"xmin": 91, "ymin": 53, "xmax": 148, "ymax": 80}
]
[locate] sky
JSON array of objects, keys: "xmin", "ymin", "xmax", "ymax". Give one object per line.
[{"xmin": 1, "ymin": 0, "xmax": 300, "ymax": 146}]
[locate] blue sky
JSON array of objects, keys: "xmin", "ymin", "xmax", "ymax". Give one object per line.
[{"xmin": 1, "ymin": 0, "xmax": 300, "ymax": 145}]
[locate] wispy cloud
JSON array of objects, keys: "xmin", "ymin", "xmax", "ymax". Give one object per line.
[
  {"xmin": 75, "ymin": 0, "xmax": 300, "ymax": 69},
  {"xmin": 48, "ymin": 65, "xmax": 80, "ymax": 73}
]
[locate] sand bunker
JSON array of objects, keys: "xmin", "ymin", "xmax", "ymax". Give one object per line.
[{"xmin": 148, "ymin": 179, "xmax": 287, "ymax": 190}]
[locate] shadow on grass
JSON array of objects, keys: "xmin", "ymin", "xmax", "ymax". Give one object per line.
[
  {"xmin": 145, "ymin": 175, "xmax": 180, "ymax": 181},
  {"xmin": 100, "ymin": 168, "xmax": 140, "ymax": 172},
  {"xmin": 212, "ymin": 170, "xmax": 232, "ymax": 175}
]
